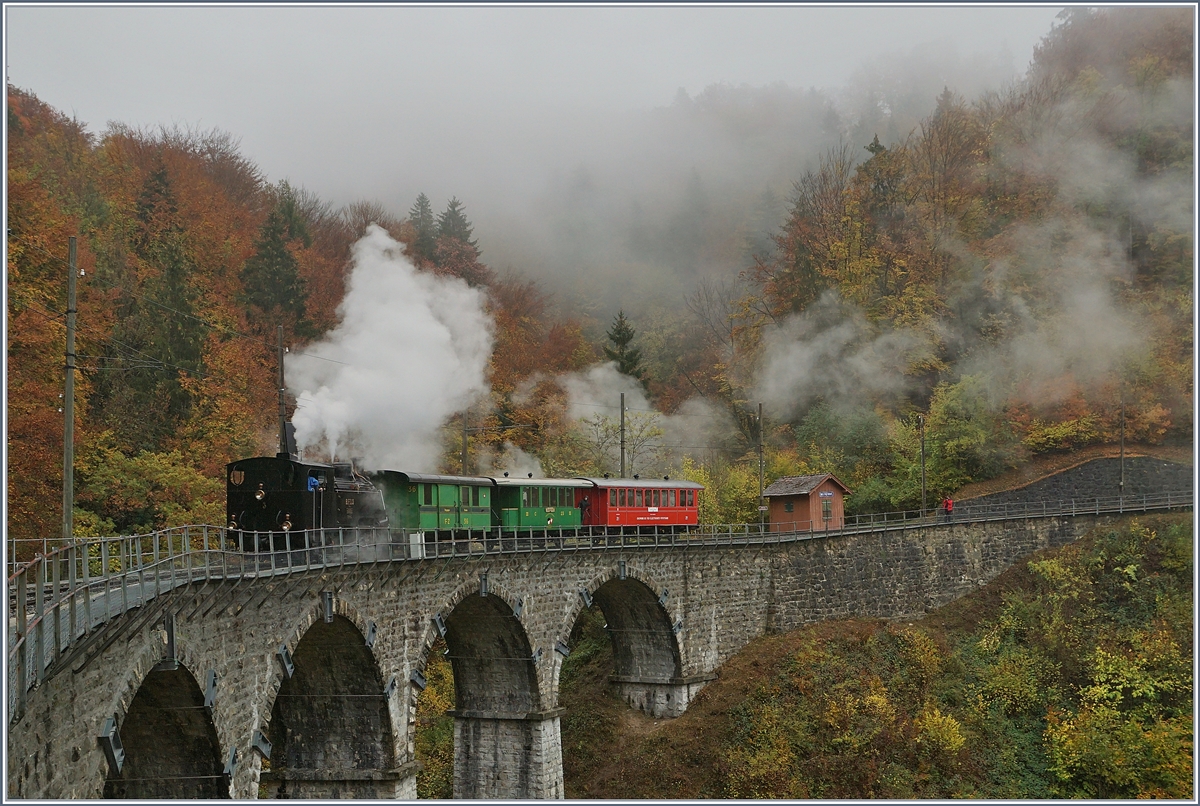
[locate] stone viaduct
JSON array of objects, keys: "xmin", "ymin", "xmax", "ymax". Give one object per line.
[{"xmin": 6, "ymin": 492, "xmax": 1190, "ymax": 800}]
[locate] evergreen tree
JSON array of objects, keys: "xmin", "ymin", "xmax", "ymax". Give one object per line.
[
  {"xmin": 240, "ymin": 181, "xmax": 313, "ymax": 336},
  {"xmin": 603, "ymin": 310, "xmax": 645, "ymax": 383},
  {"xmin": 437, "ymin": 197, "xmax": 479, "ymax": 256},
  {"xmin": 433, "ymin": 196, "xmax": 491, "ymax": 286},
  {"xmin": 408, "ymin": 192, "xmax": 438, "ymax": 262},
  {"xmin": 133, "ymin": 159, "xmax": 178, "ymax": 252},
  {"xmin": 94, "ymin": 160, "xmax": 205, "ymax": 452}
]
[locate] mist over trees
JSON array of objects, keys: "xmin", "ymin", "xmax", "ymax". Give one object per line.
[{"xmin": 6, "ymin": 7, "xmax": 1192, "ymax": 553}]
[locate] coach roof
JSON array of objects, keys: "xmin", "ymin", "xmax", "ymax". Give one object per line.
[{"xmin": 575, "ymin": 477, "xmax": 704, "ymax": 489}]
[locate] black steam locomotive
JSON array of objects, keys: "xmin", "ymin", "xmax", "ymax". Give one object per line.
[{"xmin": 226, "ymin": 454, "xmax": 386, "ymax": 550}]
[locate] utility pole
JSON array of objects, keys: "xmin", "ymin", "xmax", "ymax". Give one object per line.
[
  {"xmin": 1119, "ymin": 386, "xmax": 1126, "ymax": 500},
  {"xmin": 61, "ymin": 236, "xmax": 77, "ymax": 557},
  {"xmin": 457, "ymin": 418, "xmax": 535, "ymax": 476},
  {"xmin": 758, "ymin": 402, "xmax": 765, "ymax": 526},
  {"xmin": 619, "ymin": 392, "xmax": 626, "ymax": 478},
  {"xmin": 462, "ymin": 406, "xmax": 469, "ymax": 475},
  {"xmin": 918, "ymin": 414, "xmax": 926, "ymax": 518},
  {"xmin": 277, "ymin": 325, "xmax": 288, "ymax": 458}
]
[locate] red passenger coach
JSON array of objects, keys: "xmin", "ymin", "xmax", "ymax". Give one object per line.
[{"xmin": 574, "ymin": 477, "xmax": 703, "ymax": 531}]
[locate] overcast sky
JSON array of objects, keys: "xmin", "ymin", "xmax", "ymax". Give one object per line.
[{"xmin": 5, "ymin": 4, "xmax": 1065, "ymax": 297}]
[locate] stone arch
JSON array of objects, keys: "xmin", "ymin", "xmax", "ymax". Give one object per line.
[
  {"xmin": 559, "ymin": 564, "xmax": 685, "ymax": 718},
  {"xmin": 421, "ymin": 573, "xmax": 560, "ymax": 798},
  {"xmin": 261, "ymin": 596, "xmax": 398, "ymax": 799},
  {"xmin": 436, "ymin": 575, "xmax": 538, "ymax": 714},
  {"xmin": 104, "ymin": 657, "xmax": 227, "ymax": 798},
  {"xmin": 257, "ymin": 595, "xmax": 399, "ymax": 739},
  {"xmin": 97, "ymin": 616, "xmax": 227, "ymax": 799}
]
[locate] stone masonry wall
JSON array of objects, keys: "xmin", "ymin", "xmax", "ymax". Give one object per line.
[{"xmin": 962, "ymin": 457, "xmax": 1192, "ymax": 508}]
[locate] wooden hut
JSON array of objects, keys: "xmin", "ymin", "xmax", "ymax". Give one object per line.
[{"xmin": 763, "ymin": 473, "xmax": 851, "ymax": 532}]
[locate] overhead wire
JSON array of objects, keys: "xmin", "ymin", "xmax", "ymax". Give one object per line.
[{"xmin": 21, "ymin": 297, "xmax": 219, "ymax": 381}]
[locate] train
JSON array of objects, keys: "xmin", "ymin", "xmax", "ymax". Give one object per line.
[{"xmin": 226, "ymin": 451, "xmax": 704, "ymax": 549}]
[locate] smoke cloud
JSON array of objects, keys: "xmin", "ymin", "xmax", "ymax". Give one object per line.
[
  {"xmin": 477, "ymin": 441, "xmax": 545, "ymax": 479},
  {"xmin": 287, "ymin": 225, "xmax": 493, "ymax": 469},
  {"xmin": 559, "ymin": 362, "xmax": 650, "ymax": 421},
  {"xmin": 756, "ymin": 292, "xmax": 934, "ymax": 419},
  {"xmin": 956, "ymin": 218, "xmax": 1145, "ymax": 407}
]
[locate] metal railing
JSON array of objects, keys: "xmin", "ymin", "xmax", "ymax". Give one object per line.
[{"xmin": 7, "ymin": 489, "xmax": 1191, "ymax": 719}]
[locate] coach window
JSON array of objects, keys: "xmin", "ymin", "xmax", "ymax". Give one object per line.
[
  {"xmin": 669, "ymin": 489, "xmax": 676, "ymax": 507},
  {"xmin": 633, "ymin": 490, "xmax": 641, "ymax": 507},
  {"xmin": 651, "ymin": 490, "xmax": 659, "ymax": 507},
  {"xmin": 609, "ymin": 489, "xmax": 616, "ymax": 506},
  {"xmin": 686, "ymin": 490, "xmax": 694, "ymax": 506},
  {"xmin": 423, "ymin": 485, "xmax": 434, "ymax": 506}
]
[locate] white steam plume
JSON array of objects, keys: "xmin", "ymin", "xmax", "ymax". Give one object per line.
[
  {"xmin": 478, "ymin": 441, "xmax": 545, "ymax": 479},
  {"xmin": 755, "ymin": 292, "xmax": 933, "ymax": 419},
  {"xmin": 559, "ymin": 362, "xmax": 650, "ymax": 420},
  {"xmin": 286, "ymin": 224, "xmax": 493, "ymax": 469}
]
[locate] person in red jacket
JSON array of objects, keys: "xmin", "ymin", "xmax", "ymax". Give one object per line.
[{"xmin": 942, "ymin": 496, "xmax": 954, "ymax": 521}]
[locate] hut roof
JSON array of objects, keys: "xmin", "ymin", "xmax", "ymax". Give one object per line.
[{"xmin": 762, "ymin": 473, "xmax": 851, "ymax": 497}]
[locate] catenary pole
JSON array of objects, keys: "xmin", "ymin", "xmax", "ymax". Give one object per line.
[
  {"xmin": 61, "ymin": 236, "xmax": 77, "ymax": 556},
  {"xmin": 919, "ymin": 414, "xmax": 926, "ymax": 518},
  {"xmin": 1119, "ymin": 386, "xmax": 1125, "ymax": 499},
  {"xmin": 619, "ymin": 392, "xmax": 626, "ymax": 478},
  {"xmin": 462, "ymin": 407, "xmax": 469, "ymax": 475},
  {"xmin": 758, "ymin": 402, "xmax": 765, "ymax": 525}
]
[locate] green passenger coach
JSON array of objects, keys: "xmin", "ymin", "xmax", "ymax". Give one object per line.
[
  {"xmin": 491, "ymin": 477, "xmax": 583, "ymax": 529},
  {"xmin": 372, "ymin": 471, "xmax": 492, "ymax": 531}
]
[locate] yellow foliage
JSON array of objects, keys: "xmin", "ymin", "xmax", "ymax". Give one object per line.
[
  {"xmin": 914, "ymin": 702, "xmax": 966, "ymax": 754},
  {"xmin": 724, "ymin": 703, "xmax": 798, "ymax": 798}
]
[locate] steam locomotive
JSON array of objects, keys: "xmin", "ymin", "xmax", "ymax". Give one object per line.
[{"xmin": 226, "ymin": 451, "xmax": 703, "ymax": 547}]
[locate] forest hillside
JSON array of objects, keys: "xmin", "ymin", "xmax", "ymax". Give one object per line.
[{"xmin": 6, "ymin": 7, "xmax": 1192, "ymax": 559}]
